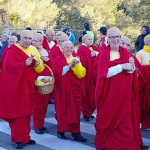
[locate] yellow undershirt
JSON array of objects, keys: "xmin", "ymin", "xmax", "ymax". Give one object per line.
[
  {"xmin": 66, "ymin": 57, "xmax": 86, "ymax": 79},
  {"xmin": 16, "ymin": 44, "xmax": 44, "ymax": 73},
  {"xmin": 143, "ymin": 46, "xmax": 150, "ymax": 53}
]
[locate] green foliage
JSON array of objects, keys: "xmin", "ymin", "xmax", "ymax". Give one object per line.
[{"xmin": 0, "ymin": 0, "xmax": 149, "ymax": 45}]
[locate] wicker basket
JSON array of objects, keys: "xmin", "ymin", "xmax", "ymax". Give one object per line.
[{"xmin": 35, "ymin": 64, "xmax": 55, "ymax": 95}]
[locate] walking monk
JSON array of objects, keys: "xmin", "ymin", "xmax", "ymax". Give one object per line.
[
  {"xmin": 136, "ymin": 35, "xmax": 150, "ymax": 128},
  {"xmin": 77, "ymin": 34, "xmax": 99, "ymax": 121},
  {"xmin": 52, "ymin": 41, "xmax": 87, "ymax": 142},
  {"xmin": 32, "ymin": 33, "xmax": 52, "ymax": 134},
  {"xmin": 95, "ymin": 27, "xmax": 141, "ymax": 150},
  {"xmin": 0, "ymin": 30, "xmax": 44, "ymax": 149}
]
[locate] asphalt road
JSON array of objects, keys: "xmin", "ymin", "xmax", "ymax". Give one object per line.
[{"xmin": 0, "ymin": 104, "xmax": 150, "ymax": 150}]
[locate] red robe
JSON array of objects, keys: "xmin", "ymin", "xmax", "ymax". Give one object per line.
[
  {"xmin": 33, "ymin": 50, "xmax": 52, "ymax": 129},
  {"xmin": 42, "ymin": 36, "xmax": 50, "ymax": 51},
  {"xmin": 0, "ymin": 46, "xmax": 9, "ymax": 74},
  {"xmin": 52, "ymin": 55, "xmax": 84, "ymax": 133},
  {"xmin": 138, "ymin": 65, "xmax": 150, "ymax": 128},
  {"xmin": 0, "ymin": 45, "xmax": 39, "ymax": 143},
  {"xmin": 77, "ymin": 44, "xmax": 99, "ymax": 118},
  {"xmin": 95, "ymin": 46, "xmax": 141, "ymax": 150},
  {"xmin": 50, "ymin": 45, "xmax": 76, "ymax": 64},
  {"xmin": 0, "ymin": 44, "xmax": 38, "ymax": 119}
]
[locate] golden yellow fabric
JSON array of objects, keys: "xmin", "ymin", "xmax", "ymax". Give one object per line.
[
  {"xmin": 16, "ymin": 44, "xmax": 44, "ymax": 73},
  {"xmin": 66, "ymin": 57, "xmax": 86, "ymax": 79},
  {"xmin": 143, "ymin": 46, "xmax": 150, "ymax": 53}
]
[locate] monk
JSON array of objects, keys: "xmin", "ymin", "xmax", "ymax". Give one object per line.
[
  {"xmin": 49, "ymin": 33, "xmax": 72, "ymax": 63},
  {"xmin": 52, "ymin": 40, "xmax": 87, "ymax": 142},
  {"xmin": 136, "ymin": 35, "xmax": 150, "ymax": 128},
  {"xmin": 0, "ymin": 30, "xmax": 44, "ymax": 149},
  {"xmin": 32, "ymin": 33, "xmax": 52, "ymax": 134},
  {"xmin": 77, "ymin": 34, "xmax": 99, "ymax": 121},
  {"xmin": 42, "ymin": 29, "xmax": 55, "ymax": 51},
  {"xmin": 95, "ymin": 27, "xmax": 141, "ymax": 150},
  {"xmin": 0, "ymin": 36, "xmax": 18, "ymax": 72}
]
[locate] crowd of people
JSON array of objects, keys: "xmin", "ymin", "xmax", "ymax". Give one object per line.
[{"xmin": 0, "ymin": 23, "xmax": 150, "ymax": 150}]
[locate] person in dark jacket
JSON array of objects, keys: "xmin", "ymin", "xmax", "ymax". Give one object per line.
[
  {"xmin": 135, "ymin": 26, "xmax": 150, "ymax": 51},
  {"xmin": 78, "ymin": 22, "xmax": 94, "ymax": 43}
]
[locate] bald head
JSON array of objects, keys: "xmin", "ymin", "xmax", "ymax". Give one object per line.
[
  {"xmin": 8, "ymin": 36, "xmax": 18, "ymax": 47},
  {"xmin": 144, "ymin": 34, "xmax": 150, "ymax": 45},
  {"xmin": 61, "ymin": 40, "xmax": 73, "ymax": 50},
  {"xmin": 120, "ymin": 36, "xmax": 131, "ymax": 50},
  {"xmin": 82, "ymin": 34, "xmax": 92, "ymax": 43},
  {"xmin": 19, "ymin": 30, "xmax": 33, "ymax": 48},
  {"xmin": 20, "ymin": 30, "xmax": 33, "ymax": 39},
  {"xmin": 46, "ymin": 29, "xmax": 55, "ymax": 42},
  {"xmin": 107, "ymin": 27, "xmax": 121, "ymax": 37},
  {"xmin": 34, "ymin": 33, "xmax": 43, "ymax": 42}
]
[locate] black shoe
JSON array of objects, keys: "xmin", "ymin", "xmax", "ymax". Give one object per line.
[
  {"xmin": 141, "ymin": 144, "xmax": 149, "ymax": 149},
  {"xmin": 15, "ymin": 142, "xmax": 24, "ymax": 149},
  {"xmin": 83, "ymin": 116, "xmax": 90, "ymax": 121},
  {"xmin": 91, "ymin": 115, "xmax": 95, "ymax": 118},
  {"xmin": 35, "ymin": 128, "xmax": 44, "ymax": 134},
  {"xmin": 74, "ymin": 134, "xmax": 87, "ymax": 142},
  {"xmin": 26, "ymin": 140, "xmax": 36, "ymax": 145},
  {"xmin": 42, "ymin": 127, "xmax": 47, "ymax": 131},
  {"xmin": 57, "ymin": 132, "xmax": 67, "ymax": 140}
]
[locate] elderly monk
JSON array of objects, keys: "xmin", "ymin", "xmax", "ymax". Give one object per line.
[
  {"xmin": 136, "ymin": 35, "xmax": 150, "ymax": 129},
  {"xmin": 50, "ymin": 33, "xmax": 76, "ymax": 64},
  {"xmin": 121, "ymin": 36, "xmax": 141, "ymax": 68},
  {"xmin": 53, "ymin": 40, "xmax": 87, "ymax": 142},
  {"xmin": 42, "ymin": 29, "xmax": 55, "ymax": 51},
  {"xmin": 0, "ymin": 30, "xmax": 44, "ymax": 149},
  {"xmin": 120, "ymin": 36, "xmax": 131, "ymax": 51},
  {"xmin": 0, "ymin": 36, "xmax": 18, "ymax": 72},
  {"xmin": 32, "ymin": 33, "xmax": 52, "ymax": 134},
  {"xmin": 77, "ymin": 34, "xmax": 99, "ymax": 121},
  {"xmin": 95, "ymin": 27, "xmax": 141, "ymax": 150}
]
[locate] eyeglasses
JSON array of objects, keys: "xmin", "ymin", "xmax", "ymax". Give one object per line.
[
  {"xmin": 32, "ymin": 40, "xmax": 41, "ymax": 42},
  {"xmin": 108, "ymin": 36, "xmax": 121, "ymax": 39}
]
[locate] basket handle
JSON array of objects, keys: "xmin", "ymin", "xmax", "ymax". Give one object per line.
[{"xmin": 43, "ymin": 64, "xmax": 54, "ymax": 81}]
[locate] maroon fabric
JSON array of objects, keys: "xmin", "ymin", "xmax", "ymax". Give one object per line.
[
  {"xmin": 99, "ymin": 36, "xmax": 107, "ymax": 48},
  {"xmin": 42, "ymin": 36, "xmax": 50, "ymax": 51},
  {"xmin": 50, "ymin": 45, "xmax": 76, "ymax": 65},
  {"xmin": 0, "ymin": 44, "xmax": 38, "ymax": 119},
  {"xmin": 8, "ymin": 116, "xmax": 31, "ymax": 143},
  {"xmin": 52, "ymin": 55, "xmax": 84, "ymax": 133},
  {"xmin": 138, "ymin": 65, "xmax": 150, "ymax": 128},
  {"xmin": 0, "ymin": 46, "xmax": 9, "ymax": 74},
  {"xmin": 77, "ymin": 44, "xmax": 99, "ymax": 117},
  {"xmin": 33, "ymin": 51, "xmax": 52, "ymax": 129},
  {"xmin": 95, "ymin": 46, "xmax": 141, "ymax": 150}
]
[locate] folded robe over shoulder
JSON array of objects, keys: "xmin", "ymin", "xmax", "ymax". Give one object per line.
[
  {"xmin": 95, "ymin": 46, "xmax": 141, "ymax": 150},
  {"xmin": 0, "ymin": 45, "xmax": 38, "ymax": 119},
  {"xmin": 52, "ymin": 55, "xmax": 85, "ymax": 132}
]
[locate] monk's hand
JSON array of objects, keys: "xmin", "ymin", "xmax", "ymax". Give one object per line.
[
  {"xmin": 68, "ymin": 59, "xmax": 77, "ymax": 68},
  {"xmin": 121, "ymin": 63, "xmax": 134, "ymax": 72},
  {"xmin": 41, "ymin": 56, "xmax": 49, "ymax": 62},
  {"xmin": 91, "ymin": 51, "xmax": 96, "ymax": 57},
  {"xmin": 25, "ymin": 58, "xmax": 32, "ymax": 66},
  {"xmin": 34, "ymin": 60, "xmax": 40, "ymax": 67}
]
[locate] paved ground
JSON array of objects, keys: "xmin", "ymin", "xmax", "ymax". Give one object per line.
[{"xmin": 0, "ymin": 104, "xmax": 150, "ymax": 150}]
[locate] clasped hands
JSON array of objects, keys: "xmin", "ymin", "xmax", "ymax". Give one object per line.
[
  {"xmin": 121, "ymin": 57, "xmax": 135, "ymax": 73},
  {"xmin": 68, "ymin": 57, "xmax": 80, "ymax": 68},
  {"xmin": 91, "ymin": 51, "xmax": 96, "ymax": 57},
  {"xmin": 25, "ymin": 54, "xmax": 40, "ymax": 67}
]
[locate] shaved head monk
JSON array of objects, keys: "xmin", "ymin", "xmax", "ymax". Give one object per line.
[
  {"xmin": 0, "ymin": 30, "xmax": 44, "ymax": 149},
  {"xmin": 95, "ymin": 27, "xmax": 142, "ymax": 150}
]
